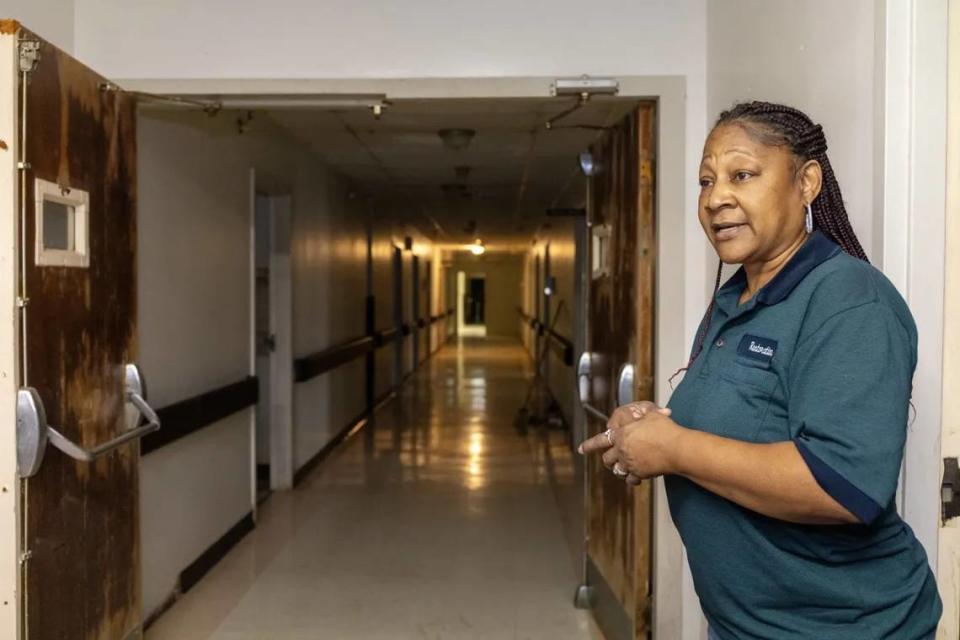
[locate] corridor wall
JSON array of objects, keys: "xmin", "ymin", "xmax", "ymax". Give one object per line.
[
  {"xmin": 525, "ymin": 223, "xmax": 578, "ymax": 430},
  {"xmin": 137, "ymin": 109, "xmax": 385, "ymax": 619}
]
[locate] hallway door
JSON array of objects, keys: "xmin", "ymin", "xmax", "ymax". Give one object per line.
[
  {"xmin": 582, "ymin": 103, "xmax": 656, "ymax": 639},
  {"xmin": 14, "ymin": 27, "xmax": 143, "ymax": 638}
]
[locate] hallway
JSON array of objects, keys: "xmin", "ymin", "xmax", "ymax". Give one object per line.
[{"xmin": 146, "ymin": 339, "xmax": 599, "ymax": 639}]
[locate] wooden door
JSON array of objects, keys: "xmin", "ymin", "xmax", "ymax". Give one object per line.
[
  {"xmin": 16, "ymin": 26, "xmax": 141, "ymax": 638},
  {"xmin": 583, "ymin": 103, "xmax": 656, "ymax": 639}
]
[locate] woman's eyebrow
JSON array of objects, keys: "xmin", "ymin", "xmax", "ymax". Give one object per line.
[{"xmin": 721, "ymin": 147, "xmax": 759, "ymax": 158}]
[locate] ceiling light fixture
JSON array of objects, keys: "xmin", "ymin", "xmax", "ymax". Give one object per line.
[
  {"xmin": 469, "ymin": 239, "xmax": 485, "ymax": 256},
  {"xmin": 579, "ymin": 151, "xmax": 598, "ymax": 176},
  {"xmin": 438, "ymin": 128, "xmax": 476, "ymax": 150}
]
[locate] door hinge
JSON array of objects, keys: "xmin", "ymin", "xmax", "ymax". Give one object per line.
[
  {"xmin": 18, "ymin": 41, "xmax": 40, "ymax": 74},
  {"xmin": 18, "ymin": 550, "xmax": 31, "ymax": 566},
  {"xmin": 941, "ymin": 457, "xmax": 960, "ymax": 523}
]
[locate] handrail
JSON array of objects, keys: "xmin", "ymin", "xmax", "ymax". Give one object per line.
[
  {"xmin": 544, "ymin": 328, "xmax": 575, "ymax": 366},
  {"xmin": 518, "ymin": 307, "xmax": 573, "ymax": 366},
  {"xmin": 142, "ymin": 376, "xmax": 258, "ymax": 455},
  {"xmin": 294, "ymin": 335, "xmax": 376, "ymax": 383},
  {"xmin": 376, "ymin": 327, "xmax": 400, "ymax": 345}
]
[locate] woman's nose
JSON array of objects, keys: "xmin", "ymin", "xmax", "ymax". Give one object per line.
[{"xmin": 706, "ymin": 180, "xmax": 735, "ymax": 213}]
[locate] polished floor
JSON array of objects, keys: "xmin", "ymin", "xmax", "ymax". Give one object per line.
[{"xmin": 147, "ymin": 338, "xmax": 601, "ymax": 639}]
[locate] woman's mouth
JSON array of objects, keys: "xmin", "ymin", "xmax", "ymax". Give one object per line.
[{"xmin": 713, "ymin": 222, "xmax": 747, "ymax": 241}]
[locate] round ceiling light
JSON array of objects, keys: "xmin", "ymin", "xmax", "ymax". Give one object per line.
[
  {"xmin": 469, "ymin": 240, "xmax": 485, "ymax": 256},
  {"xmin": 579, "ymin": 151, "xmax": 597, "ymax": 176}
]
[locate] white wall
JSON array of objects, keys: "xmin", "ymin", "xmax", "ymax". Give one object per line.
[
  {"xmin": 73, "ymin": 0, "xmax": 705, "ymax": 82},
  {"xmin": 2, "ymin": 0, "xmax": 74, "ymax": 53},
  {"xmin": 70, "ymin": 0, "xmax": 711, "ymax": 366},
  {"xmin": 707, "ymin": 0, "xmax": 879, "ymax": 258}
]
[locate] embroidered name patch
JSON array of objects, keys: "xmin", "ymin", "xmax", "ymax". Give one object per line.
[{"xmin": 737, "ymin": 334, "xmax": 778, "ymax": 363}]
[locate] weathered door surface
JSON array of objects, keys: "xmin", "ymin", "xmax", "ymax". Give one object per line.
[
  {"xmin": 583, "ymin": 103, "xmax": 656, "ymax": 639},
  {"xmin": 16, "ymin": 25, "xmax": 141, "ymax": 638}
]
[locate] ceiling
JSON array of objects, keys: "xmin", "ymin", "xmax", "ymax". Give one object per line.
[{"xmin": 267, "ymin": 97, "xmax": 640, "ymax": 247}]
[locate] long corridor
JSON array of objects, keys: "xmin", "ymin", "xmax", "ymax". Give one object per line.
[{"xmin": 147, "ymin": 339, "xmax": 600, "ymax": 639}]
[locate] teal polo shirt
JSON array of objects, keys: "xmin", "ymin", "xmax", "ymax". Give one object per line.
[{"xmin": 666, "ymin": 231, "xmax": 942, "ymax": 639}]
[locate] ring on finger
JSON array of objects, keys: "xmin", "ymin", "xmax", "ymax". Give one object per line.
[
  {"xmin": 612, "ymin": 463, "xmax": 628, "ymax": 477},
  {"xmin": 604, "ymin": 429, "xmax": 614, "ymax": 446}
]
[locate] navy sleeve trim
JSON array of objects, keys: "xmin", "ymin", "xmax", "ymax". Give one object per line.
[{"xmin": 794, "ymin": 440, "xmax": 884, "ymax": 525}]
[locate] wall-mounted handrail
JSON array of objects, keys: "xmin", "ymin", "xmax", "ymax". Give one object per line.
[
  {"xmin": 376, "ymin": 327, "xmax": 400, "ymax": 345},
  {"xmin": 518, "ymin": 307, "xmax": 573, "ymax": 367},
  {"xmin": 544, "ymin": 328, "xmax": 575, "ymax": 367},
  {"xmin": 142, "ymin": 376, "xmax": 258, "ymax": 455},
  {"xmin": 294, "ymin": 335, "xmax": 376, "ymax": 383}
]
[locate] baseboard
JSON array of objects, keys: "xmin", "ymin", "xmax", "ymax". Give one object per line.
[
  {"xmin": 180, "ymin": 512, "xmax": 255, "ymax": 593},
  {"xmin": 145, "ymin": 511, "xmax": 255, "ymax": 630},
  {"xmin": 142, "ymin": 588, "xmax": 179, "ymax": 631},
  {"xmin": 292, "ymin": 388, "xmax": 397, "ymax": 487}
]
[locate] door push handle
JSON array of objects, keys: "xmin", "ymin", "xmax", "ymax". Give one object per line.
[
  {"xmin": 17, "ymin": 364, "xmax": 161, "ymax": 477},
  {"xmin": 616, "ymin": 363, "xmax": 636, "ymax": 407},
  {"xmin": 577, "ymin": 351, "xmax": 610, "ymax": 422}
]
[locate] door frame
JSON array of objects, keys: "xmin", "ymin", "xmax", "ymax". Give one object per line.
[
  {"xmin": 0, "ymin": 29, "xmax": 21, "ymax": 640},
  {"xmin": 938, "ymin": 1, "xmax": 960, "ymax": 637},
  {"xmin": 87, "ymin": 74, "xmax": 699, "ymax": 639},
  {"xmin": 248, "ymin": 170, "xmax": 294, "ymax": 497}
]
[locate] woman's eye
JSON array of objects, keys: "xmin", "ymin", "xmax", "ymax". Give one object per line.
[
  {"xmin": 733, "ymin": 171, "xmax": 753, "ymax": 182},
  {"xmin": 698, "ymin": 177, "xmax": 713, "ymax": 188}
]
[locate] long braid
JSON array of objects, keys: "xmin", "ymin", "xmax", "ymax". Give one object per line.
[
  {"xmin": 679, "ymin": 101, "xmax": 868, "ymax": 376},
  {"xmin": 670, "ymin": 260, "xmax": 724, "ymax": 387}
]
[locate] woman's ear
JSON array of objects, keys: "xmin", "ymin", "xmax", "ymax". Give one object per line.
[{"xmin": 799, "ymin": 159, "xmax": 823, "ymax": 206}]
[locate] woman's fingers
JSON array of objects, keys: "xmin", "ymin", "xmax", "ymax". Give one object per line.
[
  {"xmin": 578, "ymin": 428, "xmax": 615, "ymax": 454},
  {"xmin": 625, "ymin": 474, "xmax": 643, "ymax": 486},
  {"xmin": 601, "ymin": 446, "xmax": 620, "ymax": 469}
]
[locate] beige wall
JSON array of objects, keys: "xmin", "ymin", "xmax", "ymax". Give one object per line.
[
  {"xmin": 3, "ymin": 0, "xmax": 75, "ymax": 52},
  {"xmin": 448, "ymin": 253, "xmax": 523, "ymax": 339},
  {"xmin": 137, "ymin": 109, "xmax": 427, "ymax": 617},
  {"xmin": 524, "ymin": 221, "xmax": 578, "ymax": 429},
  {"xmin": 707, "ymin": 0, "xmax": 880, "ymax": 260}
]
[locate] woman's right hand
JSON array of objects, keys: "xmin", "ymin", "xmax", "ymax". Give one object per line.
[{"xmin": 607, "ymin": 401, "xmax": 671, "ymax": 432}]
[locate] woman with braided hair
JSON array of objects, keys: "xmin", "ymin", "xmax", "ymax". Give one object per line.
[{"xmin": 579, "ymin": 101, "xmax": 941, "ymax": 638}]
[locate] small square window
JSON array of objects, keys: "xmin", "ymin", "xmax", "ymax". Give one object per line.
[
  {"xmin": 591, "ymin": 224, "xmax": 611, "ymax": 280},
  {"xmin": 35, "ymin": 179, "xmax": 89, "ymax": 268}
]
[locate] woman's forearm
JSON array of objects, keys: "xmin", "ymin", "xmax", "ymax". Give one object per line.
[{"xmin": 669, "ymin": 428, "xmax": 859, "ymax": 525}]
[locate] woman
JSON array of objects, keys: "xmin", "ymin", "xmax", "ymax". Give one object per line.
[{"xmin": 579, "ymin": 102, "xmax": 942, "ymax": 639}]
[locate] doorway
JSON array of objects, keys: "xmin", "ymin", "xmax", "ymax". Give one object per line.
[
  {"xmin": 458, "ymin": 271, "xmax": 487, "ymax": 337},
  {"xmin": 252, "ymin": 183, "xmax": 294, "ymax": 495}
]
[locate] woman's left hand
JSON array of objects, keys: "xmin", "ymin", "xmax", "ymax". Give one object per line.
[{"xmin": 578, "ymin": 411, "xmax": 687, "ymax": 485}]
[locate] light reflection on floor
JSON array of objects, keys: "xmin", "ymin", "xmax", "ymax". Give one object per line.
[{"xmin": 146, "ymin": 337, "xmax": 601, "ymax": 640}]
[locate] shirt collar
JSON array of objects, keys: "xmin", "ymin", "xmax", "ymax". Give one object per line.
[{"xmin": 714, "ymin": 231, "xmax": 841, "ymax": 315}]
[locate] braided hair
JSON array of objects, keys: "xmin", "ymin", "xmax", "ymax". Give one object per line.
[{"xmin": 680, "ymin": 101, "xmax": 868, "ymax": 372}]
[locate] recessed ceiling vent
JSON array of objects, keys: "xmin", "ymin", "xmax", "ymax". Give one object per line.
[{"xmin": 438, "ymin": 128, "xmax": 476, "ymax": 150}]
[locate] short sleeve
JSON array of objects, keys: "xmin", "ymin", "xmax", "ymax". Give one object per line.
[{"xmin": 788, "ymin": 301, "xmax": 916, "ymax": 525}]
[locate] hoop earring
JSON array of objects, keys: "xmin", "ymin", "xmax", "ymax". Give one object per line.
[{"xmin": 805, "ymin": 203, "xmax": 814, "ymax": 234}]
